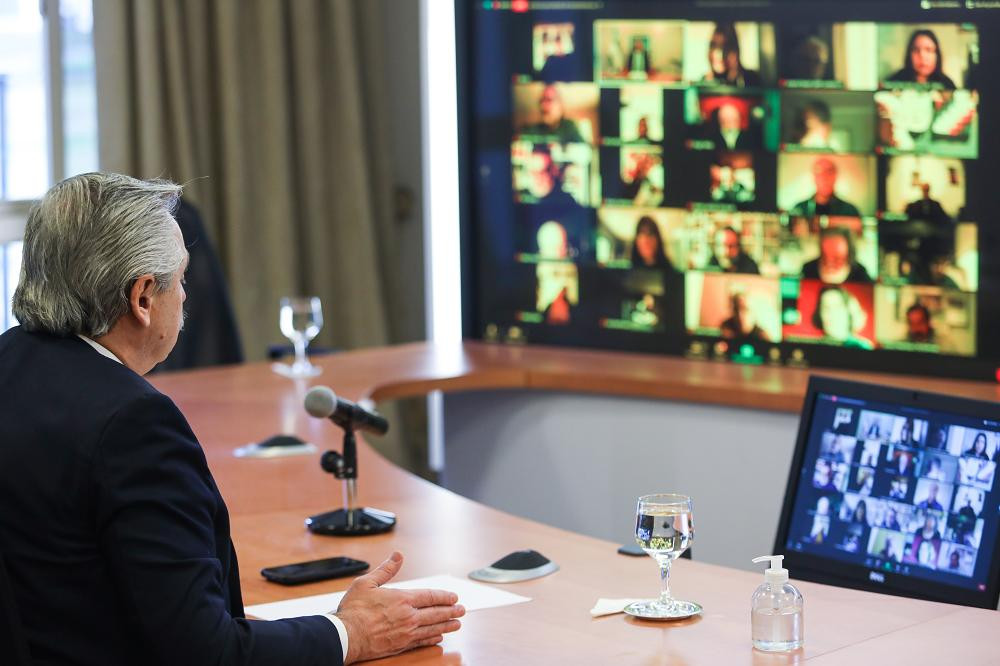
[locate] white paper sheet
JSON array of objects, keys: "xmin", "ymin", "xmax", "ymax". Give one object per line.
[{"xmin": 246, "ymin": 574, "xmax": 531, "ymax": 621}]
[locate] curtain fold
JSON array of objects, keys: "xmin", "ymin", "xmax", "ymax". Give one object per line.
[{"xmin": 93, "ymin": 0, "xmax": 399, "ymax": 359}]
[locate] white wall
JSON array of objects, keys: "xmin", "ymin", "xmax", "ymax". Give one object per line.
[{"xmin": 443, "ymin": 390, "xmax": 800, "ymax": 571}]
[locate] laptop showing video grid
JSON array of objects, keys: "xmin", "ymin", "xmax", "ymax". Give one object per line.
[{"xmin": 778, "ymin": 376, "xmax": 1000, "ymax": 608}]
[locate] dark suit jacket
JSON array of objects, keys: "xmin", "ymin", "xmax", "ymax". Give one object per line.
[
  {"xmin": 0, "ymin": 327, "xmax": 341, "ymax": 666},
  {"xmin": 790, "ymin": 194, "xmax": 861, "ymax": 218},
  {"xmin": 704, "ymin": 128, "xmax": 759, "ymax": 151}
]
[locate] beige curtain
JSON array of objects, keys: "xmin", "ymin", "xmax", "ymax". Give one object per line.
[{"xmin": 93, "ymin": 0, "xmax": 409, "ymax": 359}]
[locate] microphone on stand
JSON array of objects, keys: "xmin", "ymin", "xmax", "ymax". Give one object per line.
[
  {"xmin": 303, "ymin": 386, "xmax": 396, "ymax": 536},
  {"xmin": 304, "ymin": 386, "xmax": 389, "ymax": 435}
]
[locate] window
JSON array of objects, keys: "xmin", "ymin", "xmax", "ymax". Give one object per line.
[{"xmin": 0, "ymin": 0, "xmax": 96, "ymax": 331}]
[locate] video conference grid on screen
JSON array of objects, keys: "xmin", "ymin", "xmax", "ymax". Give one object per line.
[
  {"xmin": 785, "ymin": 392, "xmax": 999, "ymax": 592},
  {"xmin": 472, "ymin": 5, "xmax": 987, "ymax": 373}
]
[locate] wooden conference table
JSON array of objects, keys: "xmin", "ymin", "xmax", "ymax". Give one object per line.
[{"xmin": 149, "ymin": 342, "xmax": 1000, "ymax": 665}]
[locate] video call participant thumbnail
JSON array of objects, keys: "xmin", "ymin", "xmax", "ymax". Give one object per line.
[
  {"xmin": 813, "ymin": 457, "xmax": 849, "ymax": 493},
  {"xmin": 883, "ymin": 28, "xmax": 958, "ymax": 89},
  {"xmin": 787, "ymin": 158, "xmax": 860, "ymax": 218},
  {"xmin": 676, "ymin": 211, "xmax": 778, "ymax": 274},
  {"xmin": 783, "ymin": 280, "xmax": 875, "ymax": 349},
  {"xmin": 631, "ymin": 215, "xmax": 676, "ymax": 272},
  {"xmin": 940, "ymin": 543, "xmax": 976, "ymax": 577},
  {"xmin": 592, "ymin": 267, "xmax": 674, "ymax": 334},
  {"xmin": 685, "ymin": 272, "xmax": 780, "ymax": 342},
  {"xmin": 532, "ymin": 22, "xmax": 580, "ymax": 81},
  {"xmin": 952, "ymin": 486, "xmax": 985, "ymax": 519},
  {"xmin": 708, "ymin": 152, "xmax": 755, "ymax": 206},
  {"xmin": 873, "ymin": 286, "xmax": 976, "ymax": 356},
  {"xmin": 513, "ymin": 82, "xmax": 598, "ymax": 144},
  {"xmin": 959, "ymin": 430, "xmax": 996, "ymax": 461},
  {"xmin": 914, "ymin": 479, "xmax": 953, "ymax": 513},
  {"xmin": 512, "ymin": 142, "xmax": 594, "ymax": 208},
  {"xmin": 877, "ymin": 220, "xmax": 976, "ymax": 291},
  {"xmin": 801, "ymin": 227, "xmax": 873, "ymax": 284},
  {"xmin": 779, "ymin": 217, "xmax": 877, "ymax": 283},
  {"xmin": 718, "ymin": 286, "xmax": 771, "ymax": 341},
  {"xmin": 875, "ymin": 89, "xmax": 978, "ymax": 159},
  {"xmin": 868, "ymin": 528, "xmax": 906, "ymax": 563},
  {"xmin": 906, "ymin": 513, "xmax": 944, "ymax": 569},
  {"xmin": 514, "ymin": 205, "xmax": 595, "ymax": 263},
  {"xmin": 778, "ymin": 25, "xmax": 834, "ymax": 83},
  {"xmin": 945, "ymin": 512, "xmax": 983, "ymax": 549},
  {"xmin": 778, "ymin": 154, "xmax": 875, "ymax": 219},
  {"xmin": 780, "ymin": 91, "xmax": 876, "ymax": 153},
  {"xmin": 687, "ymin": 93, "xmax": 765, "ymax": 150},
  {"xmin": 787, "ymin": 99, "xmax": 838, "ymax": 150},
  {"xmin": 599, "ymin": 146, "xmax": 665, "ymax": 207},
  {"xmin": 884, "ymin": 155, "xmax": 965, "ymax": 224},
  {"xmin": 594, "ymin": 207, "xmax": 682, "ymax": 269},
  {"xmin": 536, "ymin": 259, "xmax": 579, "ymax": 326},
  {"xmin": 599, "ymin": 85, "xmax": 665, "ymax": 146},
  {"xmin": 682, "ymin": 22, "xmax": 771, "ymax": 88},
  {"xmin": 709, "ymin": 226, "xmax": 760, "ymax": 274},
  {"xmin": 594, "ymin": 20, "xmax": 684, "ymax": 84},
  {"xmin": 803, "ymin": 495, "xmax": 834, "ymax": 545}
]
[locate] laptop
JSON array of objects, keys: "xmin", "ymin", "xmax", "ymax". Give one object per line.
[{"xmin": 775, "ymin": 375, "xmax": 1000, "ymax": 609}]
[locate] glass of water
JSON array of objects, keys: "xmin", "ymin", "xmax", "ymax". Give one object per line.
[
  {"xmin": 272, "ymin": 296, "xmax": 323, "ymax": 378},
  {"xmin": 625, "ymin": 493, "xmax": 702, "ymax": 620}
]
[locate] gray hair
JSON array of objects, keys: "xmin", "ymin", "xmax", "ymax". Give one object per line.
[{"xmin": 12, "ymin": 172, "xmax": 184, "ymax": 337}]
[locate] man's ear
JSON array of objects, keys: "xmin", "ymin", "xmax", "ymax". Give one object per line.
[{"xmin": 128, "ymin": 275, "xmax": 157, "ymax": 328}]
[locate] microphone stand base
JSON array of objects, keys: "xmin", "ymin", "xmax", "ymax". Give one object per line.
[{"xmin": 305, "ymin": 507, "xmax": 397, "ymax": 536}]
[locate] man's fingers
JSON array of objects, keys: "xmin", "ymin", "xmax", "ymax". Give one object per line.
[
  {"xmin": 415, "ymin": 604, "xmax": 466, "ymax": 626},
  {"xmin": 413, "ymin": 619, "xmax": 462, "ymax": 641},
  {"xmin": 408, "ymin": 634, "xmax": 445, "ymax": 651},
  {"xmin": 405, "ymin": 587, "xmax": 459, "ymax": 608},
  {"xmin": 359, "ymin": 551, "xmax": 403, "ymax": 588}
]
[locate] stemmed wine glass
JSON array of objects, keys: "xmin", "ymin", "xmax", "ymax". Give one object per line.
[
  {"xmin": 625, "ymin": 493, "xmax": 702, "ymax": 620},
  {"xmin": 272, "ymin": 296, "xmax": 323, "ymax": 378}
]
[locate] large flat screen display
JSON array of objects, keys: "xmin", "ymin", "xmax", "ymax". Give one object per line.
[
  {"xmin": 458, "ymin": 0, "xmax": 999, "ymax": 379},
  {"xmin": 775, "ymin": 376, "xmax": 1000, "ymax": 609}
]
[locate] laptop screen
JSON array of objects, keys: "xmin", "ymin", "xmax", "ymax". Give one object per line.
[{"xmin": 777, "ymin": 376, "xmax": 1000, "ymax": 608}]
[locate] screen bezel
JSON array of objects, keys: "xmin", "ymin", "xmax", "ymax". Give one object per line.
[{"xmin": 773, "ymin": 375, "xmax": 1000, "ymax": 609}]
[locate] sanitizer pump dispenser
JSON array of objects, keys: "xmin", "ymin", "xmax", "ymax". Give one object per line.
[{"xmin": 750, "ymin": 555, "xmax": 803, "ymax": 652}]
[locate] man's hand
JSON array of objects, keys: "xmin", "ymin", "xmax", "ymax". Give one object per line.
[{"xmin": 336, "ymin": 552, "xmax": 465, "ymax": 664}]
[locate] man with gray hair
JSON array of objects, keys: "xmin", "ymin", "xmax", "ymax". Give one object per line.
[{"xmin": 0, "ymin": 173, "xmax": 463, "ymax": 665}]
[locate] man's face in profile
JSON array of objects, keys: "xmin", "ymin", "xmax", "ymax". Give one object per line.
[{"xmin": 147, "ymin": 222, "xmax": 189, "ymax": 369}]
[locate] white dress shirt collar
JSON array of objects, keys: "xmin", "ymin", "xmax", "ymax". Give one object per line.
[{"xmin": 77, "ymin": 335, "xmax": 124, "ymax": 365}]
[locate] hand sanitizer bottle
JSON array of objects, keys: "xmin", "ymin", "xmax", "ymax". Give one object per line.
[{"xmin": 750, "ymin": 555, "xmax": 803, "ymax": 652}]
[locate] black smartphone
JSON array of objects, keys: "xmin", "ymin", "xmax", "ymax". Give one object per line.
[{"xmin": 261, "ymin": 556, "xmax": 369, "ymax": 586}]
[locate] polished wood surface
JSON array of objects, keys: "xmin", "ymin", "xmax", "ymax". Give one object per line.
[{"xmin": 148, "ymin": 344, "xmax": 1000, "ymax": 664}]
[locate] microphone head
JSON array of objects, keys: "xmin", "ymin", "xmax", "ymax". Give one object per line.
[{"xmin": 304, "ymin": 386, "xmax": 338, "ymax": 419}]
